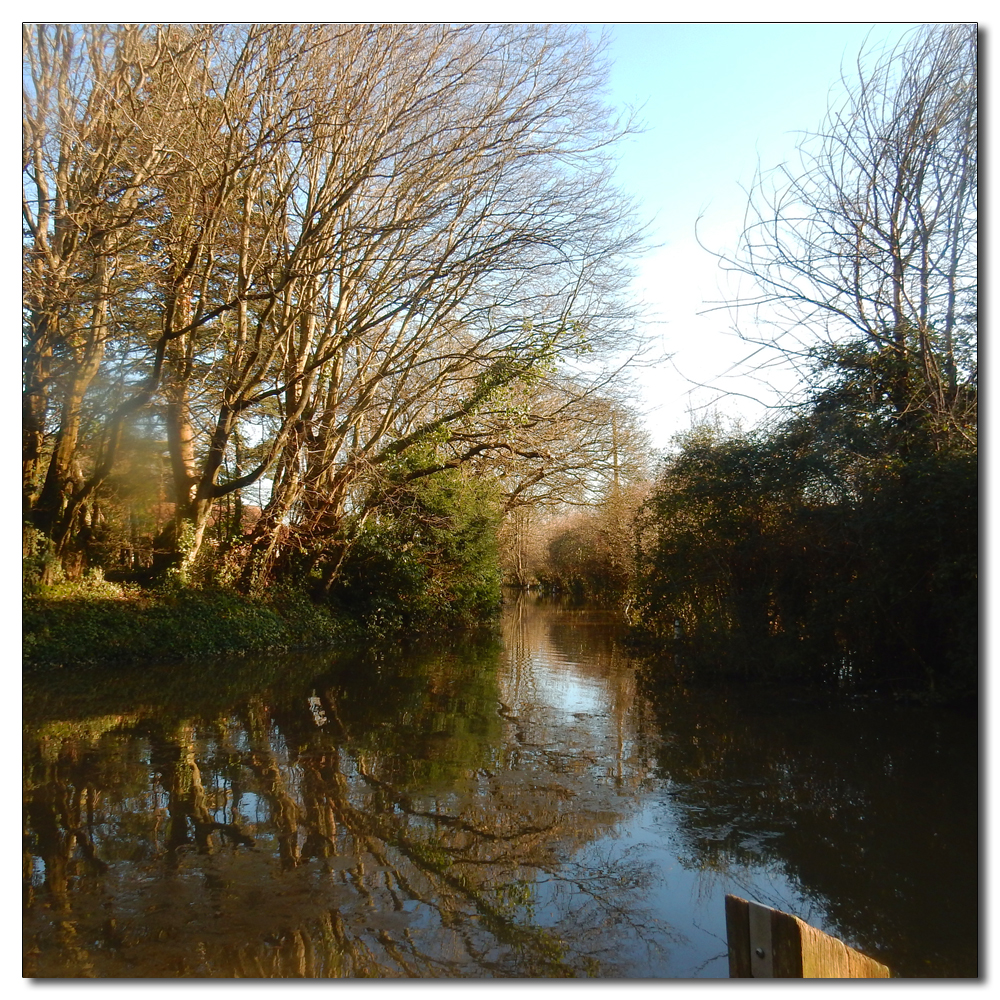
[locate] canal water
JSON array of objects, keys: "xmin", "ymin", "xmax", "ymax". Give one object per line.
[{"xmin": 23, "ymin": 595, "xmax": 977, "ymax": 978}]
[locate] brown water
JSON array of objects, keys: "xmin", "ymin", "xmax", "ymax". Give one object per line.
[{"xmin": 22, "ymin": 595, "xmax": 978, "ymax": 978}]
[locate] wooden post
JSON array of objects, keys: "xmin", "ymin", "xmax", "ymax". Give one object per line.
[{"xmin": 725, "ymin": 894, "xmax": 891, "ymax": 978}]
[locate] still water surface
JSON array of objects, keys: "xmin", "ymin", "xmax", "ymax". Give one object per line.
[{"xmin": 23, "ymin": 596, "xmax": 977, "ymax": 977}]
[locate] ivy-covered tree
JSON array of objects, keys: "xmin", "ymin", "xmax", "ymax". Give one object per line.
[
  {"xmin": 323, "ymin": 460, "xmax": 504, "ymax": 635},
  {"xmin": 635, "ymin": 24, "xmax": 977, "ymax": 698}
]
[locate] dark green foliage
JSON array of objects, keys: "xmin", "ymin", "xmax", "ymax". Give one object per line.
[
  {"xmin": 633, "ymin": 415, "xmax": 976, "ymax": 699},
  {"xmin": 635, "ymin": 424, "xmax": 833, "ymax": 679},
  {"xmin": 324, "ymin": 467, "xmax": 503, "ymax": 637},
  {"xmin": 844, "ymin": 447, "xmax": 978, "ymax": 695}
]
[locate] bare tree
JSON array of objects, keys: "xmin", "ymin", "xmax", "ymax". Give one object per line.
[
  {"xmin": 23, "ymin": 24, "xmax": 647, "ymax": 581},
  {"xmin": 23, "ymin": 24, "xmax": 219, "ymax": 537},
  {"xmin": 713, "ymin": 23, "xmax": 977, "ymax": 441},
  {"xmin": 484, "ymin": 387, "xmax": 652, "ymax": 589}
]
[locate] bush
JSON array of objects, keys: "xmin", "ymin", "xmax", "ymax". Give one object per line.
[
  {"xmin": 633, "ymin": 419, "xmax": 977, "ymax": 699},
  {"xmin": 325, "ymin": 467, "xmax": 503, "ymax": 637},
  {"xmin": 22, "ymin": 585, "xmax": 346, "ymax": 670}
]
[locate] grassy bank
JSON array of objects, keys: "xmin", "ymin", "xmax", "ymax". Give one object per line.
[{"xmin": 23, "ymin": 578, "xmax": 349, "ymax": 670}]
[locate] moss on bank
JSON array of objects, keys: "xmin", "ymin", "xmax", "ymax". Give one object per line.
[{"xmin": 23, "ymin": 581, "xmax": 348, "ymax": 670}]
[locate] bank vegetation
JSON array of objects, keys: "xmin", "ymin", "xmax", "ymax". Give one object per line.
[
  {"xmin": 23, "ymin": 22, "xmax": 650, "ymax": 655},
  {"xmin": 23, "ymin": 24, "xmax": 976, "ymax": 699}
]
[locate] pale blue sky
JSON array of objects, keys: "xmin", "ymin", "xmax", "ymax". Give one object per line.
[{"xmin": 591, "ymin": 22, "xmax": 923, "ymax": 446}]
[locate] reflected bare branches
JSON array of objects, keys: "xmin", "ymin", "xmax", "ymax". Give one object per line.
[
  {"xmin": 23, "ymin": 622, "xmax": 669, "ymax": 978},
  {"xmin": 25, "ymin": 599, "xmax": 974, "ymax": 978}
]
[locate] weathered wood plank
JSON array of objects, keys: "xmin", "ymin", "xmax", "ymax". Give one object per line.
[
  {"xmin": 724, "ymin": 894, "xmax": 752, "ymax": 978},
  {"xmin": 724, "ymin": 894, "xmax": 891, "ymax": 978},
  {"xmin": 770, "ymin": 903, "xmax": 805, "ymax": 978}
]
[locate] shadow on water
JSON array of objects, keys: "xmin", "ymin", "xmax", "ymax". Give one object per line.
[
  {"xmin": 630, "ymin": 673, "xmax": 978, "ymax": 979},
  {"xmin": 23, "ymin": 594, "xmax": 977, "ymax": 977}
]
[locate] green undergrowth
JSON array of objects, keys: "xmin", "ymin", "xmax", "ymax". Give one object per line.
[{"xmin": 23, "ymin": 581, "xmax": 348, "ymax": 671}]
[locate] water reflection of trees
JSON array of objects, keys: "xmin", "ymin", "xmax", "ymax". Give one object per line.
[
  {"xmin": 24, "ymin": 640, "xmax": 667, "ymax": 978},
  {"xmin": 24, "ymin": 601, "xmax": 976, "ymax": 979},
  {"xmin": 635, "ymin": 674, "xmax": 978, "ymax": 978}
]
